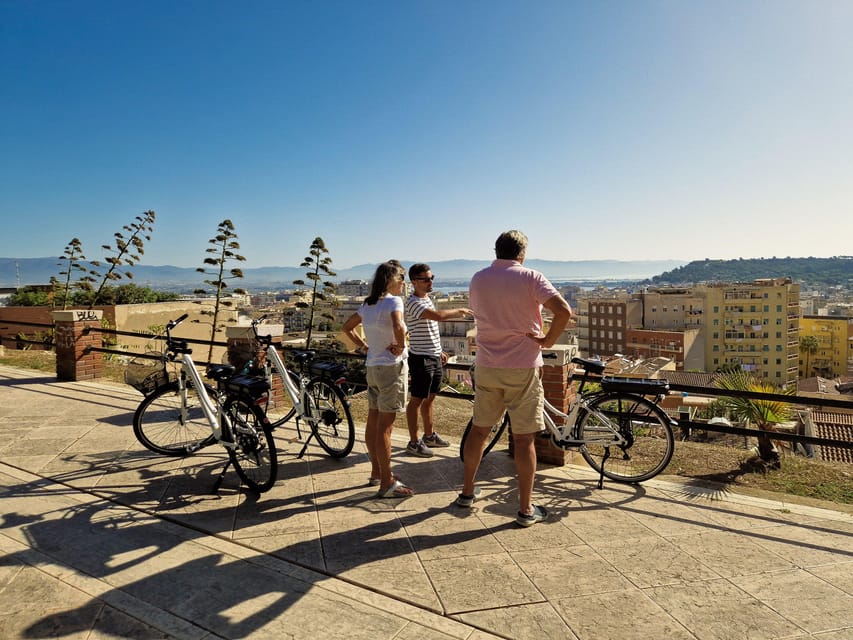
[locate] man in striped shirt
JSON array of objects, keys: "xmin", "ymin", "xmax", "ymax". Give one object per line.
[{"xmin": 404, "ymin": 263, "xmax": 471, "ymax": 457}]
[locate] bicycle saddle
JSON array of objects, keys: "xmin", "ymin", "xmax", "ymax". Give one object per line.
[
  {"xmin": 571, "ymin": 357, "xmax": 606, "ymax": 375},
  {"xmin": 206, "ymin": 364, "xmax": 237, "ymax": 381}
]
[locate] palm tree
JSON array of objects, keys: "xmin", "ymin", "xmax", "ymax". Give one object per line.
[
  {"xmin": 715, "ymin": 370, "xmax": 794, "ymax": 468},
  {"xmin": 799, "ymin": 335, "xmax": 819, "ymax": 378}
]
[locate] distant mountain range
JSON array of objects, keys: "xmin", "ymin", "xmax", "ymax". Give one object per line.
[{"xmin": 0, "ymin": 257, "xmax": 685, "ymax": 290}]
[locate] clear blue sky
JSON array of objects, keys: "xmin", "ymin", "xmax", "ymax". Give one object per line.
[{"xmin": 2, "ymin": 1, "xmax": 852, "ymax": 269}]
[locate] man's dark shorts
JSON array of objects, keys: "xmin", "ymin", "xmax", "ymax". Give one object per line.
[{"xmin": 408, "ymin": 353, "xmax": 442, "ymax": 398}]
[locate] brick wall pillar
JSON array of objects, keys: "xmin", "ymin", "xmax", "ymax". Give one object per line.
[
  {"xmin": 225, "ymin": 325, "xmax": 285, "ymax": 407},
  {"xmin": 509, "ymin": 345, "xmax": 578, "ymax": 466},
  {"xmin": 52, "ymin": 310, "xmax": 104, "ymax": 382}
]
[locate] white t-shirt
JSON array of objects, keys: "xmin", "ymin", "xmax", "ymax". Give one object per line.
[{"xmin": 358, "ymin": 295, "xmax": 407, "ymax": 367}]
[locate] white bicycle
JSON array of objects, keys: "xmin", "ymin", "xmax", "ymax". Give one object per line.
[
  {"xmin": 461, "ymin": 356, "xmax": 676, "ymax": 488},
  {"xmin": 248, "ymin": 317, "xmax": 355, "ymax": 459},
  {"xmin": 130, "ymin": 314, "xmax": 277, "ymax": 493}
]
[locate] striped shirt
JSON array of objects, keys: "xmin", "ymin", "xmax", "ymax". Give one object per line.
[{"xmin": 405, "ymin": 294, "xmax": 442, "ymax": 357}]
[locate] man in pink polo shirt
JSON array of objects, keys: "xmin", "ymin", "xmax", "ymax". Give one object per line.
[{"xmin": 457, "ymin": 230, "xmax": 573, "ymax": 527}]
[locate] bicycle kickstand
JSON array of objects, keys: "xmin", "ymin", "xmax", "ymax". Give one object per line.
[
  {"xmin": 212, "ymin": 458, "xmax": 233, "ymax": 494},
  {"xmin": 597, "ymin": 447, "xmax": 611, "ymax": 490},
  {"xmin": 296, "ymin": 429, "xmax": 317, "ymax": 459}
]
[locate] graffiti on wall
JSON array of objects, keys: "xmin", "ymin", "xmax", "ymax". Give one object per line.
[{"xmin": 55, "ymin": 325, "xmax": 75, "ymax": 350}]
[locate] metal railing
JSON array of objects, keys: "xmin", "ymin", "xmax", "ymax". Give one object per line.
[
  {"xmin": 0, "ymin": 319, "xmax": 54, "ymax": 350},
  {"xmin": 5, "ymin": 321, "xmax": 851, "ymax": 456}
]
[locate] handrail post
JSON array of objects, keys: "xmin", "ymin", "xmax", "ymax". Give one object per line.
[{"xmin": 52, "ymin": 310, "xmax": 104, "ymax": 382}]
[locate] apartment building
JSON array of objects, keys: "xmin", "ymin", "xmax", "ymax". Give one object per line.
[
  {"xmin": 624, "ymin": 327, "xmax": 703, "ymax": 370},
  {"xmin": 575, "ymin": 289, "xmax": 635, "ymax": 357},
  {"xmin": 701, "ymin": 278, "xmax": 800, "ymax": 386},
  {"xmin": 577, "ymin": 279, "xmax": 800, "ymax": 383},
  {"xmin": 800, "ymin": 315, "xmax": 853, "ymax": 377}
]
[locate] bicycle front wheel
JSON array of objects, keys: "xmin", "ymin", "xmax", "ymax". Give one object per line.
[
  {"xmin": 578, "ymin": 392, "xmax": 674, "ymax": 483},
  {"xmin": 224, "ymin": 398, "xmax": 278, "ymax": 493},
  {"xmin": 133, "ymin": 380, "xmax": 217, "ymax": 456},
  {"xmin": 305, "ymin": 378, "xmax": 355, "ymax": 458},
  {"xmin": 459, "ymin": 414, "xmax": 509, "ymax": 463}
]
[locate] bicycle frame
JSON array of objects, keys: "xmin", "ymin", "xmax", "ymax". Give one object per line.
[
  {"xmin": 541, "ymin": 391, "xmax": 631, "ymax": 448},
  {"xmin": 262, "ymin": 342, "xmax": 307, "ymax": 417},
  {"xmin": 174, "ymin": 353, "xmax": 232, "ymax": 447}
]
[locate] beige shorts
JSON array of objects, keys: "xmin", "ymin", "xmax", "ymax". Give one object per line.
[
  {"xmin": 472, "ymin": 366, "xmax": 544, "ymax": 435},
  {"xmin": 366, "ymin": 360, "xmax": 409, "ymax": 413}
]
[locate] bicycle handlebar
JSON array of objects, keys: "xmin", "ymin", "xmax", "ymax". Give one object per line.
[
  {"xmin": 163, "ymin": 315, "xmax": 192, "ymax": 356},
  {"xmin": 250, "ymin": 316, "xmax": 273, "ymax": 346}
]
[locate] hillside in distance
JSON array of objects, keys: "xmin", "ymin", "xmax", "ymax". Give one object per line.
[
  {"xmin": 0, "ymin": 257, "xmax": 684, "ymax": 289},
  {"xmin": 651, "ymin": 256, "xmax": 853, "ymax": 287}
]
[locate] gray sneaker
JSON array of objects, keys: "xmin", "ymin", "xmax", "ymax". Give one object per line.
[
  {"xmin": 516, "ymin": 505, "xmax": 548, "ymax": 527},
  {"xmin": 454, "ymin": 486, "xmax": 482, "ymax": 507},
  {"xmin": 406, "ymin": 439, "xmax": 433, "ymax": 457},
  {"xmin": 423, "ymin": 432, "xmax": 450, "ymax": 447}
]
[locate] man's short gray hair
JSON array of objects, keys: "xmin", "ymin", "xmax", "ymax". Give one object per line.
[{"xmin": 494, "ymin": 230, "xmax": 528, "ymax": 260}]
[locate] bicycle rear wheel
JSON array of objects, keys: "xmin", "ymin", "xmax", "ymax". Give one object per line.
[
  {"xmin": 305, "ymin": 378, "xmax": 355, "ymax": 458},
  {"xmin": 578, "ymin": 392, "xmax": 674, "ymax": 483},
  {"xmin": 133, "ymin": 380, "xmax": 217, "ymax": 456},
  {"xmin": 459, "ymin": 414, "xmax": 510, "ymax": 463},
  {"xmin": 224, "ymin": 397, "xmax": 277, "ymax": 493}
]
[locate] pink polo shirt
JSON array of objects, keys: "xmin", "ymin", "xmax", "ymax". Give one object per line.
[{"xmin": 469, "ymin": 259, "xmax": 559, "ymax": 369}]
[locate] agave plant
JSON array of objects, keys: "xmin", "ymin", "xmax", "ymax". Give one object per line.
[{"xmin": 714, "ymin": 369, "xmax": 794, "ymax": 468}]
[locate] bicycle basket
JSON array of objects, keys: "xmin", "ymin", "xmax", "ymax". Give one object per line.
[
  {"xmin": 309, "ymin": 360, "xmax": 347, "ymax": 380},
  {"xmin": 125, "ymin": 353, "xmax": 170, "ymax": 395}
]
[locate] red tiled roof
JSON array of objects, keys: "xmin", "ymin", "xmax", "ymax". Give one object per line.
[
  {"xmin": 811, "ymin": 411, "xmax": 853, "ymax": 464},
  {"xmin": 664, "ymin": 371, "xmax": 718, "ymax": 388}
]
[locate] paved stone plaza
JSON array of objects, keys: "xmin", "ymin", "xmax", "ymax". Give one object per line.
[{"xmin": 0, "ymin": 365, "xmax": 851, "ymax": 639}]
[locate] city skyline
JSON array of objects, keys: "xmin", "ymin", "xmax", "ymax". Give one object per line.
[{"xmin": 3, "ymin": 2, "xmax": 853, "ymax": 269}]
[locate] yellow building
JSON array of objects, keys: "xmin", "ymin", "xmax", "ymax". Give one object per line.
[
  {"xmin": 701, "ymin": 278, "xmax": 800, "ymax": 387},
  {"xmin": 799, "ymin": 315, "xmax": 852, "ymax": 378}
]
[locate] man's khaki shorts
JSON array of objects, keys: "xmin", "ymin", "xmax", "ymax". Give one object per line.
[
  {"xmin": 366, "ymin": 360, "xmax": 409, "ymax": 413},
  {"xmin": 472, "ymin": 366, "xmax": 544, "ymax": 434}
]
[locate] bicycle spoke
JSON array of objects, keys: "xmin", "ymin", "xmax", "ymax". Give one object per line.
[
  {"xmin": 225, "ymin": 399, "xmax": 277, "ymax": 493},
  {"xmin": 579, "ymin": 392, "xmax": 674, "ymax": 483}
]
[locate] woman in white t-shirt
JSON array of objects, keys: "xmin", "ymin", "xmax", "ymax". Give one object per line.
[{"xmin": 343, "ymin": 261, "xmax": 412, "ymax": 498}]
